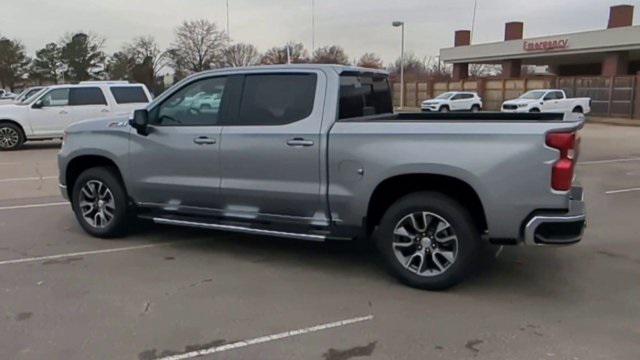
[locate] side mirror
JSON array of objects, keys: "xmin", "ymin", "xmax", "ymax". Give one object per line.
[
  {"xmin": 32, "ymin": 100, "xmax": 44, "ymax": 109},
  {"xmin": 130, "ymin": 109, "xmax": 149, "ymax": 135}
]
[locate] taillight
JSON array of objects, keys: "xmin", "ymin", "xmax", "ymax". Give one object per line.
[{"xmin": 546, "ymin": 132, "xmax": 577, "ymax": 191}]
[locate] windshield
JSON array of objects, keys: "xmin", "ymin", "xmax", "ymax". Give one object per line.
[
  {"xmin": 17, "ymin": 87, "xmax": 48, "ymax": 105},
  {"xmin": 435, "ymin": 92, "xmax": 454, "ymax": 100},
  {"xmin": 16, "ymin": 87, "xmax": 44, "ymax": 102},
  {"xmin": 519, "ymin": 91, "xmax": 546, "ymax": 100}
]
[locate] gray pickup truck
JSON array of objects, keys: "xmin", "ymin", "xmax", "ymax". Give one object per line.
[{"xmin": 58, "ymin": 65, "xmax": 586, "ymax": 290}]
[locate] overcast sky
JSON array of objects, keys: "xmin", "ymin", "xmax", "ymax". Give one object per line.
[{"xmin": 2, "ymin": 0, "xmax": 639, "ymax": 70}]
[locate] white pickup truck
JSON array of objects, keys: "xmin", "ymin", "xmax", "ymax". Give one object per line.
[
  {"xmin": 502, "ymin": 89, "xmax": 591, "ymax": 114},
  {"xmin": 0, "ymin": 82, "xmax": 152, "ymax": 150}
]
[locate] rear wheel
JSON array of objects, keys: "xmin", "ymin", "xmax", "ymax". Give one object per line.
[
  {"xmin": 71, "ymin": 167, "xmax": 129, "ymax": 238},
  {"xmin": 375, "ymin": 192, "xmax": 480, "ymax": 290},
  {"xmin": 470, "ymin": 105, "xmax": 481, "ymax": 112},
  {"xmin": 572, "ymin": 106, "xmax": 583, "ymax": 113},
  {"xmin": 0, "ymin": 123, "xmax": 25, "ymax": 151}
]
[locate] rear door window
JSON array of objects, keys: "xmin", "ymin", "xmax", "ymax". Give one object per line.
[
  {"xmin": 339, "ymin": 73, "xmax": 392, "ymax": 119},
  {"xmin": 69, "ymin": 87, "xmax": 107, "ymax": 106},
  {"xmin": 233, "ymin": 74, "xmax": 317, "ymax": 126},
  {"xmin": 110, "ymin": 86, "xmax": 149, "ymax": 104}
]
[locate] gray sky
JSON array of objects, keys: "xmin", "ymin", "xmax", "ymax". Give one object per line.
[{"xmin": 2, "ymin": 0, "xmax": 639, "ymax": 68}]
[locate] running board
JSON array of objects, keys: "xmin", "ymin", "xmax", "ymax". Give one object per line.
[{"xmin": 152, "ymin": 217, "xmax": 326, "ymax": 242}]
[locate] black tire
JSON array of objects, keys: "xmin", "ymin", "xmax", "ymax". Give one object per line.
[
  {"xmin": 71, "ymin": 167, "xmax": 129, "ymax": 238},
  {"xmin": 0, "ymin": 122, "xmax": 25, "ymax": 151},
  {"xmin": 439, "ymin": 106, "xmax": 450, "ymax": 113},
  {"xmin": 529, "ymin": 108, "xmax": 541, "ymax": 113},
  {"xmin": 375, "ymin": 192, "xmax": 480, "ymax": 290},
  {"xmin": 572, "ymin": 106, "xmax": 583, "ymax": 114},
  {"xmin": 470, "ymin": 104, "xmax": 481, "ymax": 113}
]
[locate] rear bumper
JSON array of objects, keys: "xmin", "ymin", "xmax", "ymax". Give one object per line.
[{"xmin": 522, "ymin": 186, "xmax": 586, "ymax": 246}]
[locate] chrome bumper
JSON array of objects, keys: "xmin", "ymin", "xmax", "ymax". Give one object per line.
[{"xmin": 523, "ymin": 186, "xmax": 586, "ymax": 246}]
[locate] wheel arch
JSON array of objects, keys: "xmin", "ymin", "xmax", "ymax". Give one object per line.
[
  {"xmin": 365, "ymin": 173, "xmax": 488, "ymax": 238},
  {"xmin": 0, "ymin": 119, "xmax": 27, "ymax": 138},
  {"xmin": 65, "ymin": 155, "xmax": 126, "ymax": 200}
]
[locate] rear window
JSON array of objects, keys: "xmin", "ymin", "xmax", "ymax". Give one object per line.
[
  {"xmin": 110, "ymin": 86, "xmax": 149, "ymax": 104},
  {"xmin": 69, "ymin": 87, "xmax": 107, "ymax": 106},
  {"xmin": 339, "ymin": 73, "xmax": 392, "ymax": 119}
]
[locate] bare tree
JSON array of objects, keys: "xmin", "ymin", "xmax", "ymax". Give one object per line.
[
  {"xmin": 356, "ymin": 53, "xmax": 383, "ymax": 69},
  {"xmin": 387, "ymin": 52, "xmax": 428, "ymax": 80},
  {"xmin": 221, "ymin": 43, "xmax": 260, "ymax": 67},
  {"xmin": 123, "ymin": 36, "xmax": 168, "ymax": 78},
  {"xmin": 311, "ymin": 45, "xmax": 349, "ymax": 65},
  {"xmin": 424, "ymin": 56, "xmax": 451, "ymax": 80},
  {"xmin": 168, "ymin": 19, "xmax": 229, "ymax": 75},
  {"xmin": 260, "ymin": 42, "xmax": 309, "ymax": 65},
  {"xmin": 469, "ymin": 63, "xmax": 501, "ymax": 77}
]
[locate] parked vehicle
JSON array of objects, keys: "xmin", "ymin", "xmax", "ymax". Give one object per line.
[
  {"xmin": 0, "ymin": 90, "xmax": 17, "ymax": 101},
  {"xmin": 0, "ymin": 86, "xmax": 46, "ymax": 105},
  {"xmin": 421, "ymin": 92, "xmax": 482, "ymax": 112},
  {"xmin": 58, "ymin": 65, "xmax": 586, "ymax": 290},
  {"xmin": 502, "ymin": 89, "xmax": 591, "ymax": 113},
  {"xmin": 0, "ymin": 82, "xmax": 151, "ymax": 150}
]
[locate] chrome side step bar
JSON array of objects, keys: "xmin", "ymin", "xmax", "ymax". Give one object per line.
[{"xmin": 153, "ymin": 217, "xmax": 326, "ymax": 242}]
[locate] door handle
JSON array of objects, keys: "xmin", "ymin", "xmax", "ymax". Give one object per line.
[
  {"xmin": 101, "ymin": 109, "xmax": 110, "ymax": 113},
  {"xmin": 286, "ymin": 138, "xmax": 314, "ymax": 147},
  {"xmin": 193, "ymin": 136, "xmax": 216, "ymax": 145},
  {"xmin": 59, "ymin": 110, "xmax": 68, "ymax": 114}
]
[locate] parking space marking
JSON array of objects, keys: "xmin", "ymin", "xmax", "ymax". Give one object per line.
[
  {"xmin": 0, "ymin": 202, "xmax": 69, "ymax": 211},
  {"xmin": 579, "ymin": 157, "xmax": 640, "ymax": 165},
  {"xmin": 605, "ymin": 187, "xmax": 640, "ymax": 195},
  {"xmin": 0, "ymin": 162, "xmax": 20, "ymax": 166},
  {"xmin": 0, "ymin": 242, "xmax": 180, "ymax": 266},
  {"xmin": 0, "ymin": 176, "xmax": 57, "ymax": 183},
  {"xmin": 156, "ymin": 315, "xmax": 374, "ymax": 360}
]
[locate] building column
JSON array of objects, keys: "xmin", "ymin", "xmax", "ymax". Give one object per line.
[
  {"xmin": 602, "ymin": 52, "xmax": 629, "ymax": 76},
  {"xmin": 452, "ymin": 30, "xmax": 471, "ymax": 81},
  {"xmin": 502, "ymin": 21, "xmax": 523, "ymax": 78}
]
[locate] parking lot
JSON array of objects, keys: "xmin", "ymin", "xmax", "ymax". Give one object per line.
[{"xmin": 1, "ymin": 122, "xmax": 639, "ymax": 360}]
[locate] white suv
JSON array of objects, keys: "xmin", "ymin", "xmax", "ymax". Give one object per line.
[
  {"xmin": 421, "ymin": 92, "xmax": 483, "ymax": 112},
  {"xmin": 0, "ymin": 82, "xmax": 152, "ymax": 150}
]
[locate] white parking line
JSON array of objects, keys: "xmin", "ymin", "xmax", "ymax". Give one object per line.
[
  {"xmin": 0, "ymin": 176, "xmax": 57, "ymax": 183},
  {"xmin": 0, "ymin": 242, "xmax": 179, "ymax": 266},
  {"xmin": 0, "ymin": 162, "xmax": 20, "ymax": 166},
  {"xmin": 156, "ymin": 315, "xmax": 375, "ymax": 360},
  {"xmin": 0, "ymin": 202, "xmax": 69, "ymax": 211},
  {"xmin": 579, "ymin": 157, "xmax": 640, "ymax": 165},
  {"xmin": 605, "ymin": 187, "xmax": 640, "ymax": 195}
]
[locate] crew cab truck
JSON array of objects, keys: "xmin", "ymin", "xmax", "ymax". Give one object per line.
[
  {"xmin": 58, "ymin": 65, "xmax": 586, "ymax": 290},
  {"xmin": 502, "ymin": 89, "xmax": 591, "ymax": 114},
  {"xmin": 421, "ymin": 91, "xmax": 482, "ymax": 112},
  {"xmin": 0, "ymin": 82, "xmax": 151, "ymax": 150}
]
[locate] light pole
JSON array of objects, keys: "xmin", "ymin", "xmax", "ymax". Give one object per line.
[
  {"xmin": 392, "ymin": 21, "xmax": 405, "ymax": 109},
  {"xmin": 471, "ymin": 0, "xmax": 479, "ymax": 43},
  {"xmin": 311, "ymin": 0, "xmax": 316, "ymax": 52},
  {"xmin": 226, "ymin": 0, "xmax": 230, "ymax": 36}
]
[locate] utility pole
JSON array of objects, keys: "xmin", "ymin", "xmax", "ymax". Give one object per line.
[
  {"xmin": 392, "ymin": 21, "xmax": 405, "ymax": 109},
  {"xmin": 471, "ymin": 0, "xmax": 478, "ymax": 43},
  {"xmin": 226, "ymin": 0, "xmax": 230, "ymax": 36},
  {"xmin": 311, "ymin": 0, "xmax": 316, "ymax": 52}
]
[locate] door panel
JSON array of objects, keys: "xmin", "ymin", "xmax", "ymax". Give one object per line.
[
  {"xmin": 129, "ymin": 76, "xmax": 230, "ymax": 211},
  {"xmin": 29, "ymin": 88, "xmax": 72, "ymax": 136},
  {"xmin": 219, "ymin": 71, "xmax": 328, "ymax": 224}
]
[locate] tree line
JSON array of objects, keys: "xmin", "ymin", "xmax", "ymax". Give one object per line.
[{"xmin": 0, "ymin": 19, "xmax": 479, "ymax": 94}]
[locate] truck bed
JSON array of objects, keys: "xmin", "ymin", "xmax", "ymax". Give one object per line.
[{"xmin": 339, "ymin": 111, "xmax": 567, "ymax": 122}]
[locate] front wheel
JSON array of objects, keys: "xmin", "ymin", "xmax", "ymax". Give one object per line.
[
  {"xmin": 375, "ymin": 192, "xmax": 480, "ymax": 290},
  {"xmin": 439, "ymin": 106, "xmax": 450, "ymax": 113},
  {"xmin": 71, "ymin": 167, "xmax": 129, "ymax": 238},
  {"xmin": 0, "ymin": 123, "xmax": 25, "ymax": 151}
]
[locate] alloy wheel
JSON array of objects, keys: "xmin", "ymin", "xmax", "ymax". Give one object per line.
[
  {"xmin": 78, "ymin": 180, "xmax": 116, "ymax": 228},
  {"xmin": 392, "ymin": 211, "xmax": 459, "ymax": 277},
  {"xmin": 0, "ymin": 127, "xmax": 19, "ymax": 149}
]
